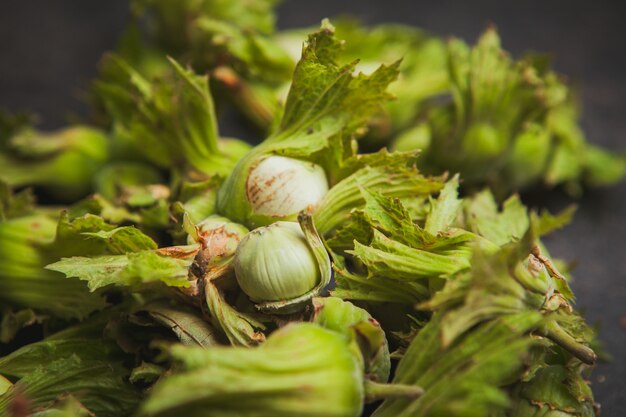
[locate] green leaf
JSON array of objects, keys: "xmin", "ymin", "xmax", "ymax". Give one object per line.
[
  {"xmin": 505, "ymin": 123, "xmax": 552, "ymax": 190},
  {"xmin": 138, "ymin": 323, "xmax": 363, "ymax": 417},
  {"xmin": 462, "ymin": 190, "xmax": 529, "ymax": 246},
  {"xmin": 424, "ymin": 174, "xmax": 462, "ymax": 235},
  {"xmin": 360, "ymin": 189, "xmax": 427, "ymax": 247},
  {"xmin": 0, "ymin": 317, "xmax": 139, "ymax": 417},
  {"xmin": 93, "ymin": 161, "xmax": 164, "ymax": 201},
  {"xmin": 49, "ymin": 211, "xmax": 161, "ymax": 259},
  {"xmin": 423, "ymin": 250, "xmax": 531, "ymax": 346},
  {"xmin": 166, "ymin": 58, "xmax": 221, "ymax": 170},
  {"xmin": 82, "ymin": 227, "xmax": 157, "ymax": 253},
  {"xmin": 50, "ymin": 212, "xmax": 116, "ymax": 257},
  {"xmin": 545, "ymin": 143, "xmax": 583, "ymax": 187},
  {"xmin": 336, "ymin": 187, "xmax": 478, "ymax": 253},
  {"xmin": 315, "ymin": 164, "xmax": 444, "ymax": 234},
  {"xmin": 0, "ymin": 213, "xmax": 107, "ymax": 319},
  {"xmin": 532, "ymin": 205, "xmax": 576, "ymax": 238},
  {"xmin": 264, "ymin": 20, "xmax": 400, "ymax": 157},
  {"xmin": 423, "ymin": 242, "xmax": 597, "ymax": 365},
  {"xmin": 195, "ymin": 0, "xmax": 280, "ymax": 35},
  {"xmin": 334, "ymin": 149, "xmax": 421, "ymax": 181},
  {"xmin": 349, "ymin": 230, "xmax": 470, "ymax": 280},
  {"xmin": 0, "ymin": 126, "xmax": 109, "ymax": 200},
  {"xmin": 373, "ymin": 312, "xmax": 542, "ymax": 417},
  {"xmin": 69, "ymin": 194, "xmax": 141, "ymax": 225},
  {"xmin": 329, "ymin": 19, "xmax": 449, "ymax": 134},
  {"xmin": 46, "ymin": 255, "xmax": 129, "ymax": 291},
  {"xmin": 333, "ymin": 266, "xmax": 429, "ymax": 304},
  {"xmin": 142, "ymin": 302, "xmax": 219, "ymax": 347},
  {"xmin": 95, "ymin": 55, "xmax": 240, "ymax": 176},
  {"xmin": 0, "ymin": 315, "xmax": 117, "ymax": 378},
  {"xmin": 324, "ymin": 210, "xmax": 373, "ymax": 252},
  {"xmin": 509, "ymin": 365, "xmax": 596, "ymax": 417},
  {"xmin": 0, "ymin": 355, "xmax": 139, "ymax": 417},
  {"xmin": 47, "ymin": 250, "xmax": 192, "ymax": 291}
]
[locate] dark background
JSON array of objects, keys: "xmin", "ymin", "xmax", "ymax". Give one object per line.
[{"xmin": 1, "ymin": 0, "xmax": 624, "ymax": 414}]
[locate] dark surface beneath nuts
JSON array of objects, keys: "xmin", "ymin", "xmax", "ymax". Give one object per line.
[{"xmin": 1, "ymin": 0, "xmax": 625, "ymax": 414}]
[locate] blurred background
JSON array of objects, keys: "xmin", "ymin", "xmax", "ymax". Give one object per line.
[{"xmin": 1, "ymin": 0, "xmax": 624, "ymax": 414}]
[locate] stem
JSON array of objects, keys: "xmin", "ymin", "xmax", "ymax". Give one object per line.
[
  {"xmin": 204, "ymin": 280, "xmax": 265, "ymax": 346},
  {"xmin": 364, "ymin": 380, "xmax": 424, "ymax": 403},
  {"xmin": 540, "ymin": 319, "xmax": 597, "ymax": 365},
  {"xmin": 212, "ymin": 66, "xmax": 274, "ymax": 128}
]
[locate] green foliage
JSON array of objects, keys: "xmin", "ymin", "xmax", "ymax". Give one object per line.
[
  {"xmin": 331, "ymin": 184, "xmax": 483, "ymax": 307},
  {"xmin": 48, "ymin": 251, "xmax": 192, "ymax": 291},
  {"xmin": 138, "ymin": 323, "xmax": 364, "ymax": 417},
  {"xmin": 312, "ymin": 297, "xmax": 391, "ymax": 383},
  {"xmin": 0, "ymin": 125, "xmax": 110, "ymax": 200},
  {"xmin": 0, "ymin": 316, "xmax": 140, "ymax": 417},
  {"xmin": 0, "ymin": 6, "xmax": 610, "ymax": 417},
  {"xmin": 0, "ymin": 190, "xmax": 107, "ymax": 318},
  {"xmin": 390, "ymin": 28, "xmax": 625, "ymax": 196},
  {"xmin": 95, "ymin": 56, "xmax": 248, "ymax": 176},
  {"xmin": 373, "ymin": 313, "xmax": 542, "ymax": 417}
]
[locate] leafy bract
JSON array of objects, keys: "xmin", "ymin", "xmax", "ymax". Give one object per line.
[
  {"xmin": 373, "ymin": 312, "xmax": 542, "ymax": 417},
  {"xmin": 331, "ymin": 185, "xmax": 481, "ymax": 308},
  {"xmin": 0, "ymin": 210, "xmax": 107, "ymax": 319},
  {"xmin": 424, "ymin": 174, "xmax": 462, "ymax": 235},
  {"xmin": 95, "ymin": 56, "xmax": 249, "ymax": 176},
  {"xmin": 141, "ymin": 302, "xmax": 219, "ymax": 347},
  {"xmin": 276, "ymin": 19, "xmax": 449, "ymax": 143},
  {"xmin": 0, "ymin": 125, "xmax": 109, "ymax": 201},
  {"xmin": 423, "ymin": 238, "xmax": 596, "ymax": 365},
  {"xmin": 203, "ymin": 281, "xmax": 266, "ymax": 347},
  {"xmin": 461, "ymin": 190, "xmax": 529, "ymax": 246},
  {"xmin": 0, "ymin": 317, "xmax": 139, "ymax": 417},
  {"xmin": 332, "ymin": 20, "xmax": 448, "ymax": 134},
  {"xmin": 312, "ymin": 297, "xmax": 390, "ymax": 383},
  {"xmin": 45, "ymin": 209, "xmax": 194, "ymax": 292},
  {"xmin": 508, "ymin": 365, "xmax": 596, "ymax": 417},
  {"xmin": 314, "ymin": 154, "xmax": 445, "ymax": 235},
  {"xmin": 99, "ymin": 0, "xmax": 292, "ymax": 130},
  {"xmin": 0, "ymin": 357, "xmax": 139, "ymax": 417},
  {"xmin": 394, "ymin": 28, "xmax": 626, "ymax": 196},
  {"xmin": 269, "ymin": 21, "xmax": 400, "ymax": 151},
  {"xmin": 129, "ymin": 0, "xmax": 287, "ymax": 76},
  {"xmin": 138, "ymin": 324, "xmax": 363, "ymax": 417},
  {"xmin": 47, "ymin": 251, "xmax": 192, "ymax": 291}
]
